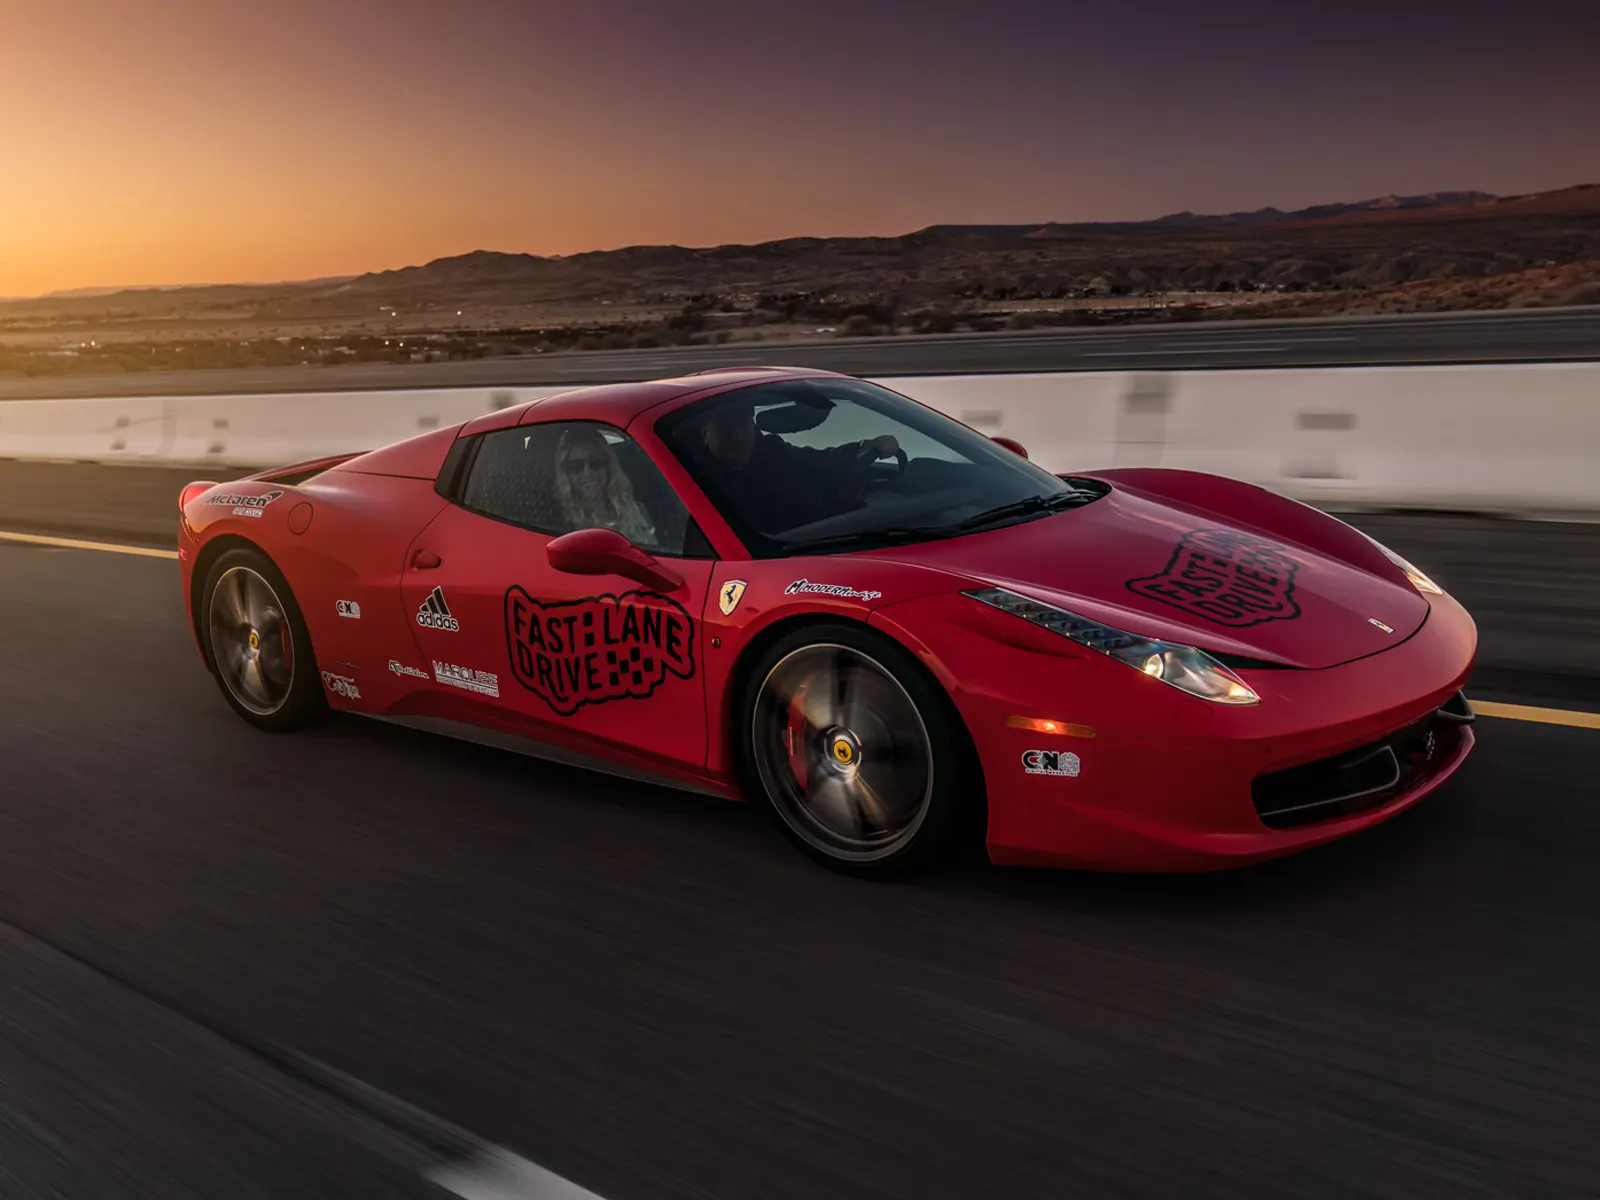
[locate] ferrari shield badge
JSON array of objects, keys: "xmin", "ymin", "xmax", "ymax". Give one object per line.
[
  {"xmin": 1126, "ymin": 528, "xmax": 1301, "ymax": 628},
  {"xmin": 718, "ymin": 579, "xmax": 748, "ymax": 617}
]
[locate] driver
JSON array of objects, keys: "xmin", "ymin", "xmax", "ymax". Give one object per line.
[{"xmin": 698, "ymin": 401, "xmax": 901, "ymax": 533}]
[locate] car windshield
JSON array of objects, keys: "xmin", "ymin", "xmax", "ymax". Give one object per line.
[{"xmin": 655, "ymin": 377, "xmax": 1107, "ymax": 557}]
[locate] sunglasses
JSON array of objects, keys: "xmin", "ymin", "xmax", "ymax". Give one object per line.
[{"xmin": 562, "ymin": 454, "xmax": 610, "ymax": 476}]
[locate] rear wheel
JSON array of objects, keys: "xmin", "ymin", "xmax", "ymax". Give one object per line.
[
  {"xmin": 740, "ymin": 623, "xmax": 977, "ymax": 875},
  {"xmin": 200, "ymin": 547, "xmax": 326, "ymax": 730}
]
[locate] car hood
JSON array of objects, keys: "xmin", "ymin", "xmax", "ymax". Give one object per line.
[{"xmin": 867, "ymin": 487, "xmax": 1429, "ymax": 670}]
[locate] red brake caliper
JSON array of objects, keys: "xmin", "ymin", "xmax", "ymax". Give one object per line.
[{"xmin": 785, "ymin": 676, "xmax": 812, "ymax": 792}]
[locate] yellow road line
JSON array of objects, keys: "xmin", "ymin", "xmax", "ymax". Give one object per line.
[
  {"xmin": 0, "ymin": 530, "xmax": 178, "ymax": 560},
  {"xmin": 1472, "ymin": 700, "xmax": 1600, "ymax": 730}
]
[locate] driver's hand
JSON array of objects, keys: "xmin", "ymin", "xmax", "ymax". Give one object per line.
[{"xmin": 866, "ymin": 435, "xmax": 900, "ymax": 458}]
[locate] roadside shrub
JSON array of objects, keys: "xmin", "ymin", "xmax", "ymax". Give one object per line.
[{"xmin": 910, "ymin": 308, "xmax": 960, "ymax": 334}]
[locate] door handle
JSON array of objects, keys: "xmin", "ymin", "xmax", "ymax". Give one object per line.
[{"xmin": 412, "ymin": 549, "xmax": 442, "ymax": 569}]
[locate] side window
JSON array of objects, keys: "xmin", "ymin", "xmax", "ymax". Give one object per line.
[{"xmin": 460, "ymin": 421, "xmax": 704, "ymax": 557}]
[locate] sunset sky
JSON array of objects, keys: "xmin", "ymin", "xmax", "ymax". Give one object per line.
[{"xmin": 2, "ymin": 0, "xmax": 1595, "ymax": 297}]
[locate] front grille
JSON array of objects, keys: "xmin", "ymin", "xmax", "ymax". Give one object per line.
[{"xmin": 1252, "ymin": 695, "xmax": 1470, "ymax": 829}]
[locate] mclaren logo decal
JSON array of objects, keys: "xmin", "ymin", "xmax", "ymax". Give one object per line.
[
  {"xmin": 207, "ymin": 490, "xmax": 282, "ymax": 509},
  {"xmin": 718, "ymin": 579, "xmax": 747, "ymax": 616},
  {"xmin": 504, "ymin": 587, "xmax": 694, "ymax": 715},
  {"xmin": 417, "ymin": 587, "xmax": 460, "ymax": 632},
  {"xmin": 1126, "ymin": 529, "xmax": 1301, "ymax": 628}
]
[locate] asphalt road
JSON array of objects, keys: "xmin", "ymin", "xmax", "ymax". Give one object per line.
[
  {"xmin": 0, "ymin": 535, "xmax": 1596, "ymax": 1197},
  {"xmin": 4, "ymin": 307, "xmax": 1598, "ymax": 400}
]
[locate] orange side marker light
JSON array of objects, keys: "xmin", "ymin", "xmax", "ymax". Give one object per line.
[{"xmin": 1006, "ymin": 716, "xmax": 1096, "ymax": 738}]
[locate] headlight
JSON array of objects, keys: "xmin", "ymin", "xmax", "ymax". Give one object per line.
[
  {"xmin": 1362, "ymin": 535, "xmax": 1443, "ymax": 595},
  {"xmin": 964, "ymin": 587, "xmax": 1260, "ymax": 705}
]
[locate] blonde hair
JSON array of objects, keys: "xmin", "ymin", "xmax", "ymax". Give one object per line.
[{"xmin": 553, "ymin": 426, "xmax": 654, "ymax": 545}]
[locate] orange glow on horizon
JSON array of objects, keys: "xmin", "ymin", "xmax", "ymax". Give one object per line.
[{"xmin": 2, "ymin": 0, "xmax": 1595, "ymax": 298}]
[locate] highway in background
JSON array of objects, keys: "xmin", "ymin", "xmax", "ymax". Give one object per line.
[
  {"xmin": 3, "ymin": 306, "xmax": 1599, "ymax": 400},
  {"xmin": 0, "ymin": 537, "xmax": 1595, "ymax": 1197}
]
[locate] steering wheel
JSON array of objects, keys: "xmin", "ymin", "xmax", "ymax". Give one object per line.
[{"xmin": 841, "ymin": 444, "xmax": 907, "ymax": 507}]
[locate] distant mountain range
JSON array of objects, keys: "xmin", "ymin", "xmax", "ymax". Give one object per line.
[
  {"xmin": 923, "ymin": 191, "xmax": 1502, "ymax": 238},
  {"xmin": 23, "ymin": 275, "xmax": 360, "ymax": 302},
  {"xmin": 3, "ymin": 184, "xmax": 1596, "ymax": 322},
  {"xmin": 1154, "ymin": 190, "xmax": 1499, "ymax": 227}
]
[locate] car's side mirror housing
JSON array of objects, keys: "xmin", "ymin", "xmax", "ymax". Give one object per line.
[
  {"xmin": 546, "ymin": 527, "xmax": 684, "ymax": 593},
  {"xmin": 991, "ymin": 436, "xmax": 1029, "ymax": 460}
]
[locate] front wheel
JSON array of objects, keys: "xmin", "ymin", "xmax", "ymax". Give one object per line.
[
  {"xmin": 200, "ymin": 547, "xmax": 327, "ymax": 731},
  {"xmin": 739, "ymin": 623, "xmax": 978, "ymax": 875}
]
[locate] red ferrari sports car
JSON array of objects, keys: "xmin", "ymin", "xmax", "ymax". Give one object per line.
[{"xmin": 178, "ymin": 367, "xmax": 1477, "ymax": 874}]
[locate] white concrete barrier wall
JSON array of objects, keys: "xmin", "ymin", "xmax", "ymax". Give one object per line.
[
  {"xmin": 0, "ymin": 364, "xmax": 1596, "ymax": 516},
  {"xmin": 886, "ymin": 364, "xmax": 1600, "ymax": 518},
  {"xmin": 0, "ymin": 387, "xmax": 572, "ymax": 468}
]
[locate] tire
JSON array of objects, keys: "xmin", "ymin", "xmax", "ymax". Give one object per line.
[
  {"xmin": 199, "ymin": 546, "xmax": 327, "ymax": 731},
  {"xmin": 737, "ymin": 622, "xmax": 979, "ymax": 875}
]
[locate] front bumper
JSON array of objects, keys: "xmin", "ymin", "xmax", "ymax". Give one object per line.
[{"xmin": 872, "ymin": 590, "xmax": 1478, "ymax": 872}]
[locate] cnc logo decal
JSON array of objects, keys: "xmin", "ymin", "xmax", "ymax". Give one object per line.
[
  {"xmin": 1023, "ymin": 749, "xmax": 1080, "ymax": 777},
  {"xmin": 504, "ymin": 586, "xmax": 695, "ymax": 715},
  {"xmin": 785, "ymin": 579, "xmax": 883, "ymax": 603},
  {"xmin": 718, "ymin": 579, "xmax": 748, "ymax": 617},
  {"xmin": 416, "ymin": 586, "xmax": 460, "ymax": 632},
  {"xmin": 1368, "ymin": 617, "xmax": 1395, "ymax": 633},
  {"xmin": 320, "ymin": 671, "xmax": 361, "ymax": 700},
  {"xmin": 208, "ymin": 490, "xmax": 283, "ymax": 519},
  {"xmin": 388, "ymin": 660, "xmax": 429, "ymax": 679},
  {"xmin": 433, "ymin": 661, "xmax": 500, "ymax": 698},
  {"xmin": 1126, "ymin": 529, "xmax": 1300, "ymax": 628},
  {"xmin": 336, "ymin": 600, "xmax": 361, "ymax": 619}
]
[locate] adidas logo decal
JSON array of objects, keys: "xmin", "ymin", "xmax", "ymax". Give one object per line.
[{"xmin": 416, "ymin": 586, "xmax": 460, "ymax": 632}]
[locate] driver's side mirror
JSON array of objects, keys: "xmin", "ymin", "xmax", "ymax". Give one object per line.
[
  {"xmin": 991, "ymin": 436, "xmax": 1030, "ymax": 460},
  {"xmin": 547, "ymin": 527, "xmax": 684, "ymax": 593}
]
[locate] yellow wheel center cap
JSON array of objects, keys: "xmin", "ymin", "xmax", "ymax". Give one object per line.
[
  {"xmin": 831, "ymin": 739, "xmax": 855, "ymax": 765},
  {"xmin": 248, "ymin": 630, "xmax": 260, "ymax": 650}
]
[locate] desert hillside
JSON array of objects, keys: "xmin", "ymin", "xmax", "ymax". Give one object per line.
[{"xmin": 2, "ymin": 183, "xmax": 1596, "ymax": 377}]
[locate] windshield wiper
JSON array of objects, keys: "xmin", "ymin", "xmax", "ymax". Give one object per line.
[
  {"xmin": 948, "ymin": 490, "xmax": 1084, "ymax": 533},
  {"xmin": 778, "ymin": 526, "xmax": 950, "ymax": 555},
  {"xmin": 778, "ymin": 490, "xmax": 1092, "ymax": 555}
]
